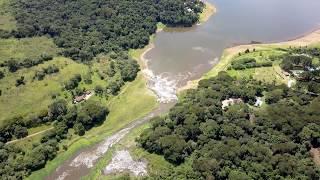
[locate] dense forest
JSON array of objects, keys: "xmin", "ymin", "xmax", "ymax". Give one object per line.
[
  {"xmin": 0, "ymin": 0, "xmax": 205, "ymax": 179},
  {"xmin": 8, "ymin": 0, "xmax": 204, "ymax": 61},
  {"xmin": 138, "ymin": 66, "xmax": 320, "ymax": 178}
]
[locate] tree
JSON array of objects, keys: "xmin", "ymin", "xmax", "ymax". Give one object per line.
[
  {"xmin": 15, "ymin": 76, "xmax": 25, "ymax": 86},
  {"xmin": 94, "ymin": 85, "xmax": 104, "ymax": 96},
  {"xmin": 48, "ymin": 99, "xmax": 67, "ymax": 120},
  {"xmin": 13, "ymin": 125, "xmax": 28, "ymax": 139},
  {"xmin": 0, "ymin": 70, "xmax": 4, "ymax": 79},
  {"xmin": 7, "ymin": 59, "xmax": 19, "ymax": 72},
  {"xmin": 74, "ymin": 123, "xmax": 85, "ymax": 136},
  {"xmin": 265, "ymin": 89, "xmax": 284, "ymax": 104}
]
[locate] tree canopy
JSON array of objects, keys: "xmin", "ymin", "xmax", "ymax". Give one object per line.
[
  {"xmin": 138, "ymin": 72, "xmax": 320, "ymax": 179},
  {"xmin": 11, "ymin": 0, "xmax": 204, "ymax": 61}
]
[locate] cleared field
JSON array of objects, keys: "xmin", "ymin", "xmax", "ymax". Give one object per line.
[
  {"xmin": 0, "ymin": 37, "xmax": 59, "ymax": 64},
  {"xmin": 0, "ymin": 0, "xmax": 16, "ymax": 31},
  {"xmin": 224, "ymin": 48, "xmax": 288, "ymax": 84},
  {"xmin": 0, "ymin": 57, "xmax": 89, "ymax": 125}
]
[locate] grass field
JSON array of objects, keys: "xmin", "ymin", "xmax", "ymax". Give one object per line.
[
  {"xmin": 222, "ymin": 48, "xmax": 289, "ymax": 85},
  {"xmin": 0, "ymin": 37, "xmax": 59, "ymax": 64},
  {"xmin": 0, "ymin": 57, "xmax": 89, "ymax": 125},
  {"xmin": 0, "ymin": 0, "xmax": 16, "ymax": 31}
]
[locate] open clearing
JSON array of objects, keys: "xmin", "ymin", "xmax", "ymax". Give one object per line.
[{"xmin": 104, "ymin": 150, "xmax": 147, "ymax": 176}]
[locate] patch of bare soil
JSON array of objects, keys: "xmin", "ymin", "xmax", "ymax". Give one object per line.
[
  {"xmin": 104, "ymin": 150, "xmax": 147, "ymax": 176},
  {"xmin": 310, "ymin": 148, "xmax": 320, "ymax": 166}
]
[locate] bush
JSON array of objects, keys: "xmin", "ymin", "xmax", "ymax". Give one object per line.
[{"xmin": 0, "ymin": 70, "xmax": 4, "ymax": 79}]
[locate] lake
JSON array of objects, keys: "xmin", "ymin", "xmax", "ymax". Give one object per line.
[
  {"xmin": 47, "ymin": 0, "xmax": 320, "ymax": 179},
  {"xmin": 145, "ymin": 0, "xmax": 320, "ymax": 102}
]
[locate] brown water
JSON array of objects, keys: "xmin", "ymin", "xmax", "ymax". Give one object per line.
[
  {"xmin": 145, "ymin": 0, "xmax": 320, "ymax": 102},
  {"xmin": 47, "ymin": 0, "xmax": 320, "ymax": 179}
]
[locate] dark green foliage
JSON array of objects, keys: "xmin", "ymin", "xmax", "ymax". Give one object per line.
[
  {"xmin": 118, "ymin": 59, "xmax": 140, "ymax": 81},
  {"xmin": 138, "ymin": 72, "xmax": 320, "ymax": 179},
  {"xmin": 0, "ymin": 70, "xmax": 4, "ymax": 79},
  {"xmin": 34, "ymin": 65, "xmax": 59, "ymax": 80},
  {"xmin": 265, "ymin": 89, "xmax": 284, "ymax": 104},
  {"xmin": 281, "ymin": 54, "xmax": 313, "ymax": 71},
  {"xmin": 48, "ymin": 99, "xmax": 68, "ymax": 120},
  {"xmin": 0, "ymin": 100, "xmax": 108, "ymax": 178},
  {"xmin": 64, "ymin": 74, "xmax": 82, "ymax": 90},
  {"xmin": 74, "ymin": 123, "xmax": 85, "ymax": 136},
  {"xmin": 0, "ymin": 29, "xmax": 13, "ymax": 38},
  {"xmin": 4, "ymin": 55, "xmax": 54, "ymax": 72},
  {"xmin": 15, "ymin": 76, "xmax": 25, "ymax": 86},
  {"xmin": 231, "ymin": 58, "xmax": 272, "ymax": 70},
  {"xmin": 13, "ymin": 125, "xmax": 28, "ymax": 139},
  {"xmin": 7, "ymin": 59, "xmax": 18, "ymax": 72},
  {"xmin": 279, "ymin": 48, "xmax": 320, "ymax": 94},
  {"xmin": 11, "ymin": 0, "xmax": 204, "ymax": 61},
  {"xmin": 106, "ymin": 79, "xmax": 124, "ymax": 95},
  {"xmin": 94, "ymin": 85, "xmax": 104, "ymax": 95}
]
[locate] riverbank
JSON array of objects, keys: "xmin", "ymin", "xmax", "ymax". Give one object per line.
[
  {"xmin": 28, "ymin": 74, "xmax": 157, "ymax": 180},
  {"xmin": 199, "ymin": 1, "xmax": 216, "ymax": 24},
  {"xmin": 30, "ymin": 2, "xmax": 217, "ymax": 179},
  {"xmin": 179, "ymin": 29, "xmax": 320, "ymax": 91},
  {"xmin": 139, "ymin": 1, "xmax": 217, "ymax": 94}
]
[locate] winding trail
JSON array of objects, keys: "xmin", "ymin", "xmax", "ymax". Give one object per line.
[{"xmin": 6, "ymin": 127, "xmax": 54, "ymax": 145}]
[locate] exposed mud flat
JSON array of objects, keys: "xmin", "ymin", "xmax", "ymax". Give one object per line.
[
  {"xmin": 104, "ymin": 150, "xmax": 148, "ymax": 176},
  {"xmin": 47, "ymin": 103, "xmax": 175, "ymax": 180}
]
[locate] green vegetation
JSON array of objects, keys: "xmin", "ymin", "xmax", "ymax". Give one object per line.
[
  {"xmin": 11, "ymin": 0, "xmax": 204, "ymax": 61},
  {"xmin": 0, "ymin": 37, "xmax": 58, "ymax": 64},
  {"xmin": 0, "ymin": 99, "xmax": 108, "ymax": 179},
  {"xmin": 0, "ymin": 0, "xmax": 16, "ymax": 32},
  {"xmin": 28, "ymin": 74, "xmax": 157, "ymax": 180},
  {"xmin": 0, "ymin": 57, "xmax": 88, "ymax": 124},
  {"xmin": 138, "ymin": 72, "xmax": 320, "ymax": 179}
]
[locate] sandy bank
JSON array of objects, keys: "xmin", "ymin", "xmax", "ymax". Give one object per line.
[
  {"xmin": 179, "ymin": 29, "xmax": 320, "ymax": 92},
  {"xmin": 199, "ymin": 1, "xmax": 217, "ymax": 24}
]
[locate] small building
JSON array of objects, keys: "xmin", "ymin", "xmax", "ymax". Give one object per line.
[
  {"xmin": 74, "ymin": 95, "xmax": 85, "ymax": 104},
  {"xmin": 290, "ymin": 70, "xmax": 305, "ymax": 79},
  {"xmin": 254, "ymin": 97, "xmax": 263, "ymax": 107},
  {"xmin": 73, "ymin": 91, "xmax": 93, "ymax": 104},
  {"xmin": 222, "ymin": 98, "xmax": 243, "ymax": 110},
  {"xmin": 282, "ymin": 70, "xmax": 290, "ymax": 77}
]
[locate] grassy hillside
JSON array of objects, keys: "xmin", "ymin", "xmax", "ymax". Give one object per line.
[
  {"xmin": 0, "ymin": 37, "xmax": 59, "ymax": 64},
  {"xmin": 28, "ymin": 73, "xmax": 157, "ymax": 180},
  {"xmin": 0, "ymin": 0, "xmax": 16, "ymax": 31},
  {"xmin": 0, "ymin": 57, "xmax": 88, "ymax": 125}
]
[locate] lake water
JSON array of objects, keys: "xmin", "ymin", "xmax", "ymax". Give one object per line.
[
  {"xmin": 47, "ymin": 0, "xmax": 320, "ymax": 179},
  {"xmin": 145, "ymin": 0, "xmax": 320, "ymax": 102}
]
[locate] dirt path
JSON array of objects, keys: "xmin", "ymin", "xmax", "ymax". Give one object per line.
[
  {"xmin": 6, "ymin": 127, "xmax": 54, "ymax": 145},
  {"xmin": 310, "ymin": 148, "xmax": 320, "ymax": 166}
]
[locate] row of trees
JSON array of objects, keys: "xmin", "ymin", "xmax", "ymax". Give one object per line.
[
  {"xmin": 10, "ymin": 0, "xmax": 204, "ymax": 61},
  {"xmin": 33, "ymin": 65, "xmax": 59, "ymax": 81},
  {"xmin": 0, "ymin": 53, "xmax": 54, "ymax": 73},
  {"xmin": 0, "ymin": 99, "xmax": 108, "ymax": 179},
  {"xmin": 138, "ymin": 72, "xmax": 320, "ymax": 179},
  {"xmin": 230, "ymin": 58, "xmax": 272, "ymax": 70}
]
